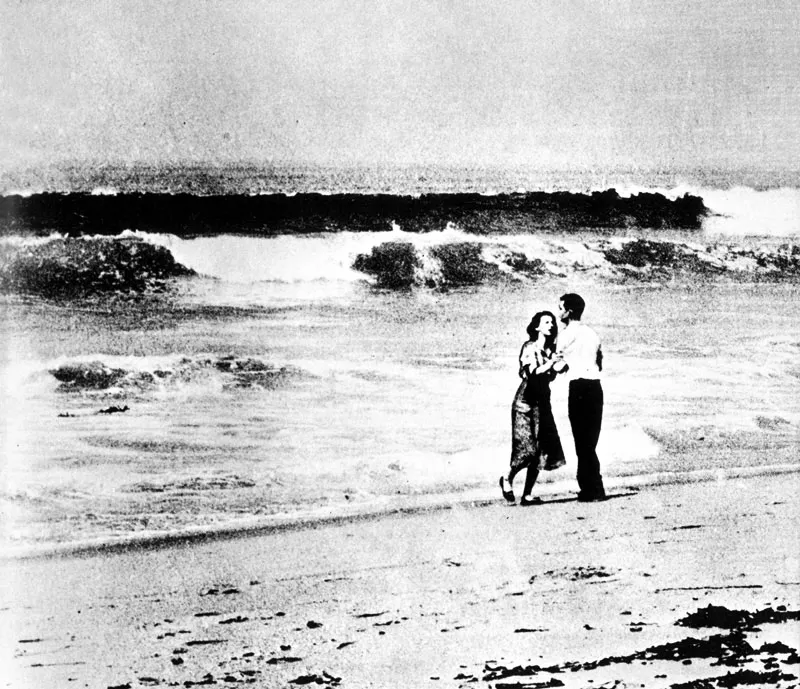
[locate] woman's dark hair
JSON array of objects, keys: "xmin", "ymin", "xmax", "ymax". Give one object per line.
[{"xmin": 526, "ymin": 311, "xmax": 558, "ymax": 349}]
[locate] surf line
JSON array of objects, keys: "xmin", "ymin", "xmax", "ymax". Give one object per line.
[{"xmin": 3, "ymin": 462, "xmax": 798, "ymax": 562}]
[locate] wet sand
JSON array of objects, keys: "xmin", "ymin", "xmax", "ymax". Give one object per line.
[{"xmin": 2, "ymin": 472, "xmax": 799, "ymax": 688}]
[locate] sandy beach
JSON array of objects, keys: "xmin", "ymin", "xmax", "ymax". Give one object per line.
[{"xmin": 2, "ymin": 471, "xmax": 798, "ymax": 689}]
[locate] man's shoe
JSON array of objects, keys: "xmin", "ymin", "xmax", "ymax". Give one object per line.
[
  {"xmin": 577, "ymin": 493, "xmax": 607, "ymax": 503},
  {"xmin": 520, "ymin": 496, "xmax": 542, "ymax": 507}
]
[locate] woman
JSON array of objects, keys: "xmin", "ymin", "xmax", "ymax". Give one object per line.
[{"xmin": 500, "ymin": 311, "xmax": 566, "ymax": 505}]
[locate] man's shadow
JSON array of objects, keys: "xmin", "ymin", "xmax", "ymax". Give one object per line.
[{"xmin": 533, "ymin": 491, "xmax": 639, "ymax": 505}]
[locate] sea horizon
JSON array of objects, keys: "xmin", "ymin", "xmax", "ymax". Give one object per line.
[{"xmin": 2, "ymin": 160, "xmax": 799, "ymax": 198}]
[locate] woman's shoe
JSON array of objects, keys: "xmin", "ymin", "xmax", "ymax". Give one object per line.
[
  {"xmin": 500, "ymin": 477, "xmax": 515, "ymax": 504},
  {"xmin": 520, "ymin": 496, "xmax": 542, "ymax": 506}
]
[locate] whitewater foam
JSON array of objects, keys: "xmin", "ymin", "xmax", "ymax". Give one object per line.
[
  {"xmin": 134, "ymin": 231, "xmax": 388, "ymax": 283},
  {"xmin": 701, "ymin": 187, "xmax": 799, "ymax": 236},
  {"xmin": 115, "ymin": 225, "xmax": 800, "ymax": 287}
]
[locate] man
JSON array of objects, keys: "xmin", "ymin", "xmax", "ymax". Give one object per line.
[{"xmin": 555, "ymin": 293, "xmax": 607, "ymax": 502}]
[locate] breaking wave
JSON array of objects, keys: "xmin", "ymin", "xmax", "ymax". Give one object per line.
[{"xmin": 1, "ymin": 227, "xmax": 798, "ymax": 299}]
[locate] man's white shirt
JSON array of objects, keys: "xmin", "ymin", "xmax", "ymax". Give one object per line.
[{"xmin": 558, "ymin": 322, "xmax": 602, "ymax": 380}]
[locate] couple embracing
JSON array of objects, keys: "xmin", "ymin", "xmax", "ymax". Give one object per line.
[{"xmin": 499, "ymin": 293, "xmax": 607, "ymax": 506}]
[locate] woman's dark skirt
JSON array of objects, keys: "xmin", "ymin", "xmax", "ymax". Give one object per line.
[{"xmin": 510, "ymin": 380, "xmax": 566, "ymax": 473}]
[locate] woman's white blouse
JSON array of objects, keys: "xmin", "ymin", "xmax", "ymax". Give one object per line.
[{"xmin": 519, "ymin": 341, "xmax": 550, "ymax": 377}]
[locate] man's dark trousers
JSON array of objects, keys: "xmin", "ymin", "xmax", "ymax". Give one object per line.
[{"xmin": 568, "ymin": 379, "xmax": 606, "ymax": 500}]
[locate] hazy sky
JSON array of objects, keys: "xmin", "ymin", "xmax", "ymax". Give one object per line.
[{"xmin": 2, "ymin": 0, "xmax": 798, "ymax": 172}]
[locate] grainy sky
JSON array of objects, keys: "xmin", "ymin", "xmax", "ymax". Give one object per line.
[{"xmin": 2, "ymin": 0, "xmax": 798, "ymax": 171}]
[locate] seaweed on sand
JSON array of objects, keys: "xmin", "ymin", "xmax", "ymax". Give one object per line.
[{"xmin": 677, "ymin": 605, "xmax": 800, "ymax": 631}]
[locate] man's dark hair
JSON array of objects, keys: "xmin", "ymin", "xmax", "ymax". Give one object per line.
[{"xmin": 560, "ymin": 293, "xmax": 586, "ymax": 320}]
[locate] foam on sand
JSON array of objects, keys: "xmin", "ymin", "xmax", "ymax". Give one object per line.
[{"xmin": 4, "ymin": 462, "xmax": 797, "ymax": 560}]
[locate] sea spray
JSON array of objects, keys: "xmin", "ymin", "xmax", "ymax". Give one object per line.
[{"xmin": 701, "ymin": 187, "xmax": 800, "ymax": 236}]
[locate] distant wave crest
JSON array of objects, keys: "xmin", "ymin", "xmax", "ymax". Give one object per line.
[{"xmin": 0, "ymin": 188, "xmax": 707, "ymax": 236}]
